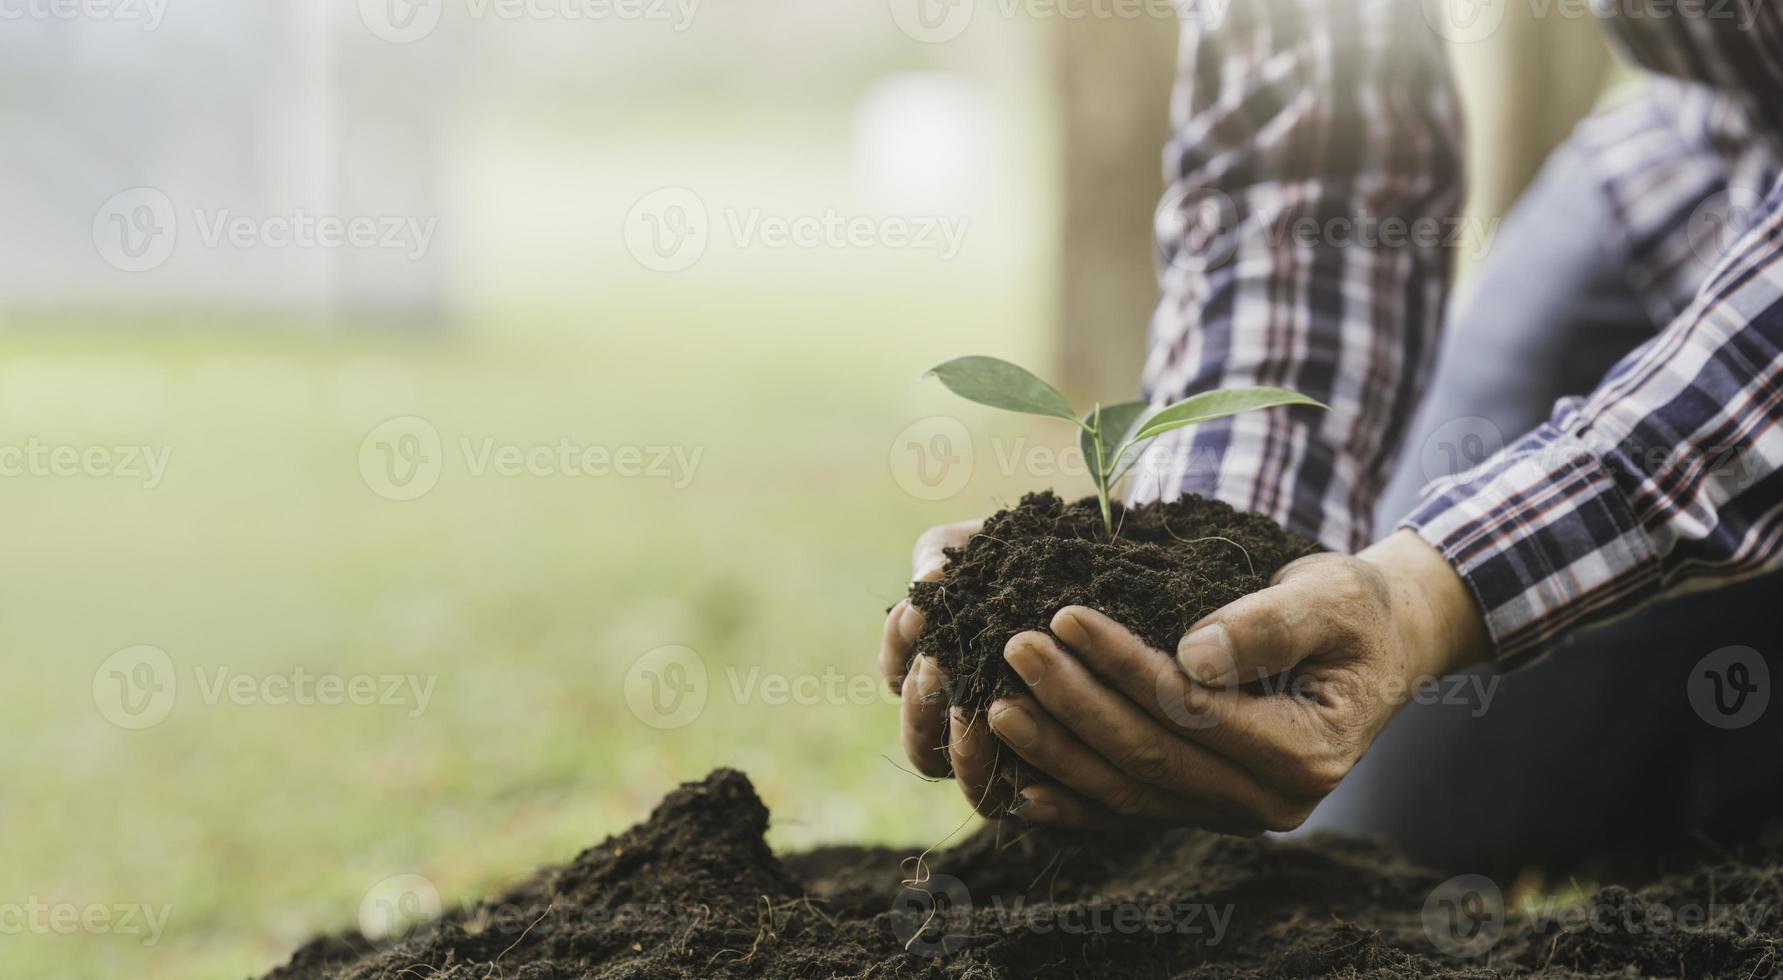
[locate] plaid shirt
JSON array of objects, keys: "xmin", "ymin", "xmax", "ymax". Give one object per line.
[{"xmin": 1135, "ymin": 0, "xmax": 1783, "ymax": 665}]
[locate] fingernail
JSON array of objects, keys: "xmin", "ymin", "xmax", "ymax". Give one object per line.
[
  {"xmin": 896, "ymin": 601, "xmax": 925, "ymax": 645},
  {"xmin": 1004, "ymin": 639, "xmax": 1044, "ymax": 686},
  {"xmin": 1178, "ymin": 623, "xmax": 1230, "ymax": 685},
  {"xmin": 1015, "ymin": 789, "xmax": 1057, "ymax": 823},
  {"xmin": 911, "ymin": 656, "xmax": 944, "ymax": 702},
  {"xmin": 1050, "ymin": 607, "xmax": 1085, "ymax": 646},
  {"xmin": 950, "ymin": 707, "xmax": 975, "ymax": 747},
  {"xmin": 988, "ymin": 700, "xmax": 1037, "ymax": 748}
]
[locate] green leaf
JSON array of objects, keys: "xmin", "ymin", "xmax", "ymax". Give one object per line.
[
  {"xmin": 1132, "ymin": 387, "xmax": 1326, "ymax": 442},
  {"xmin": 926, "ymin": 356, "xmax": 1079, "ymax": 422},
  {"xmin": 1079, "ymin": 400, "xmax": 1151, "ymax": 485}
]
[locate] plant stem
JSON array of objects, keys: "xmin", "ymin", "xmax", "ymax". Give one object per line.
[
  {"xmin": 1079, "ymin": 406, "xmax": 1117, "ymax": 539},
  {"xmin": 1089, "ymin": 418, "xmax": 1114, "ymax": 540}
]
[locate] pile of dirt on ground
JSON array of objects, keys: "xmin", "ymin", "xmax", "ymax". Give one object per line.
[
  {"xmin": 264, "ymin": 770, "xmax": 1783, "ymax": 979},
  {"xmin": 906, "ymin": 491, "xmax": 1320, "ymax": 788}
]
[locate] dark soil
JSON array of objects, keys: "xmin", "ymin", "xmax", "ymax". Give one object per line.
[
  {"xmin": 907, "ymin": 491, "xmax": 1320, "ymax": 787},
  {"xmin": 263, "ymin": 770, "xmax": 1783, "ymax": 979}
]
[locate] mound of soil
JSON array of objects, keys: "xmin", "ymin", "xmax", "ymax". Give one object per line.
[
  {"xmin": 263, "ymin": 770, "xmax": 1783, "ymax": 979},
  {"xmin": 907, "ymin": 491, "xmax": 1319, "ymax": 787}
]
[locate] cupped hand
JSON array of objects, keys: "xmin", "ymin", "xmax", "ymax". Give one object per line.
[
  {"xmin": 880, "ymin": 519, "xmax": 1011, "ymax": 818},
  {"xmin": 984, "ymin": 530, "xmax": 1490, "ymax": 833}
]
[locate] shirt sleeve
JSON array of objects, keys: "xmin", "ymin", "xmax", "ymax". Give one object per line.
[
  {"xmin": 1130, "ymin": 0, "xmax": 1466, "ymax": 554},
  {"xmin": 1597, "ymin": 0, "xmax": 1783, "ymax": 151},
  {"xmin": 1405, "ymin": 180, "xmax": 1783, "ymax": 667}
]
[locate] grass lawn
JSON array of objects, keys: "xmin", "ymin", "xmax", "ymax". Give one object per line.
[{"xmin": 0, "ymin": 283, "xmax": 1081, "ymax": 978}]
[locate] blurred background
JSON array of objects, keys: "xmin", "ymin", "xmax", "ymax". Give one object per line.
[{"xmin": 2, "ymin": 1, "xmax": 1615, "ymax": 976}]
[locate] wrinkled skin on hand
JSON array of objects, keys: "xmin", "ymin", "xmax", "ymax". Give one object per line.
[{"xmin": 880, "ymin": 523, "xmax": 1489, "ymax": 832}]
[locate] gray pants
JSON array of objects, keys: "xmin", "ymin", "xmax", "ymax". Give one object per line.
[{"xmin": 1302, "ymin": 146, "xmax": 1783, "ymax": 878}]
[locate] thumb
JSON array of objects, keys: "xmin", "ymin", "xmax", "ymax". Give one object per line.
[
  {"xmin": 1176, "ymin": 560, "xmax": 1337, "ymax": 687},
  {"xmin": 911, "ymin": 519, "xmax": 983, "ymax": 583}
]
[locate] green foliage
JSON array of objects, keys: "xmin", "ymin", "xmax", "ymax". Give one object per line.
[
  {"xmin": 927, "ymin": 356, "xmax": 1327, "ymax": 537},
  {"xmin": 926, "ymin": 356, "xmax": 1079, "ymax": 421},
  {"xmin": 1133, "ymin": 387, "xmax": 1326, "ymax": 442},
  {"xmin": 1077, "ymin": 400, "xmax": 1151, "ymax": 535}
]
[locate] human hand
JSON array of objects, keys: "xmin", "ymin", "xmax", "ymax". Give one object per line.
[
  {"xmin": 880, "ymin": 519, "xmax": 1015, "ymax": 817},
  {"xmin": 983, "ymin": 530, "xmax": 1491, "ymax": 833}
]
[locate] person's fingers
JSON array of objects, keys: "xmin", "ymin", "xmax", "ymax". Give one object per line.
[
  {"xmin": 900, "ymin": 656, "xmax": 951, "ymax": 779},
  {"xmin": 1002, "ymin": 630, "xmax": 1287, "ymax": 826},
  {"xmin": 949, "ymin": 705, "xmax": 1006, "ymax": 818},
  {"xmin": 889, "ymin": 519, "xmax": 980, "ymax": 789},
  {"xmin": 1013, "ymin": 783, "xmax": 1265, "ymax": 836},
  {"xmin": 911, "ymin": 520, "xmax": 983, "ymax": 582},
  {"xmin": 984, "ymin": 694, "xmax": 1205, "ymax": 826},
  {"xmin": 880, "ymin": 599, "xmax": 925, "ymax": 692},
  {"xmin": 1175, "ymin": 555, "xmax": 1369, "ymax": 687},
  {"xmin": 1050, "ymin": 605, "xmax": 1284, "ymax": 734},
  {"xmin": 1010, "ymin": 783, "xmax": 1143, "ymax": 830},
  {"xmin": 1050, "ymin": 605, "xmax": 1352, "ymax": 804}
]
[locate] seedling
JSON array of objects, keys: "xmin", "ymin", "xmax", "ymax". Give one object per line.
[{"xmin": 926, "ymin": 356, "xmax": 1326, "ymax": 538}]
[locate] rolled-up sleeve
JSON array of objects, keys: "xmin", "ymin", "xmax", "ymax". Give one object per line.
[{"xmin": 1406, "ymin": 182, "xmax": 1783, "ymax": 666}]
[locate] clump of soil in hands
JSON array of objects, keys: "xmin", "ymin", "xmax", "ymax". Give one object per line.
[
  {"xmin": 906, "ymin": 491, "xmax": 1320, "ymax": 788},
  {"xmin": 265, "ymin": 769, "xmax": 1783, "ymax": 980}
]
